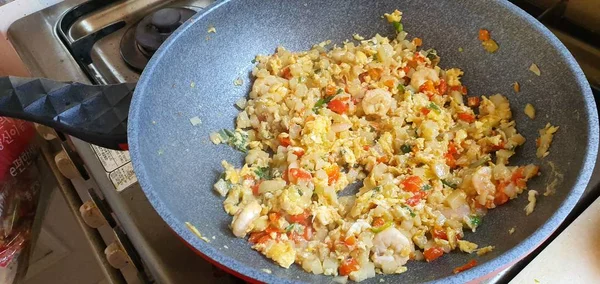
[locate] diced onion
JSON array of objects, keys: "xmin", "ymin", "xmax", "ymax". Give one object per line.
[
  {"xmin": 524, "ymin": 190, "xmax": 538, "ymax": 215},
  {"xmin": 189, "ymin": 116, "xmax": 202, "ymax": 126},
  {"xmin": 332, "ymin": 123, "xmax": 352, "ymax": 132},
  {"xmin": 214, "ymin": 179, "xmax": 229, "ymax": 196},
  {"xmin": 524, "ymin": 103, "xmax": 535, "ymax": 119},
  {"xmin": 209, "ymin": 132, "xmax": 222, "ymax": 144},
  {"xmin": 235, "ymin": 97, "xmax": 247, "ymax": 108},
  {"xmin": 332, "ymin": 276, "xmax": 348, "ymax": 284},
  {"xmin": 529, "ymin": 63, "xmax": 541, "ymax": 76},
  {"xmin": 259, "ymin": 180, "xmax": 286, "ymax": 194}
]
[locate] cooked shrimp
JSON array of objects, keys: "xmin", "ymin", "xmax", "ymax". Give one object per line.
[
  {"xmin": 231, "ymin": 200, "xmax": 262, "ymax": 237},
  {"xmin": 410, "ymin": 66, "xmax": 439, "ymax": 89},
  {"xmin": 212, "ymin": 10, "xmax": 544, "ymax": 281},
  {"xmin": 371, "ymin": 227, "xmax": 412, "ymax": 273},
  {"xmin": 362, "ymin": 89, "xmax": 393, "ymax": 116}
]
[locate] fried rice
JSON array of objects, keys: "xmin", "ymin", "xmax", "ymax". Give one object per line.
[{"xmin": 211, "ymin": 10, "xmax": 540, "ymax": 282}]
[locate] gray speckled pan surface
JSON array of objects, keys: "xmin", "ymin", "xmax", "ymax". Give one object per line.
[{"xmin": 128, "ymin": 0, "xmax": 599, "ymax": 283}]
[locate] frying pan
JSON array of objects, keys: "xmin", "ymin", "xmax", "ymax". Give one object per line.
[{"xmin": 0, "ymin": 0, "xmax": 598, "ymax": 282}]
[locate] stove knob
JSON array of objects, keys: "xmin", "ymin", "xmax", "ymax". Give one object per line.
[
  {"xmin": 105, "ymin": 241, "xmax": 131, "ymax": 269},
  {"xmin": 151, "ymin": 8, "xmax": 181, "ymax": 33},
  {"xmin": 55, "ymin": 150, "xmax": 81, "ymax": 180},
  {"xmin": 80, "ymin": 200, "xmax": 107, "ymax": 228},
  {"xmin": 34, "ymin": 123, "xmax": 57, "ymax": 140}
]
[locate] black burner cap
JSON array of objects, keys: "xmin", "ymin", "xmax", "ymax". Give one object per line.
[
  {"xmin": 120, "ymin": 7, "xmax": 195, "ymax": 72},
  {"xmin": 152, "ymin": 8, "xmax": 182, "ymax": 33},
  {"xmin": 135, "ymin": 8, "xmax": 189, "ymax": 55}
]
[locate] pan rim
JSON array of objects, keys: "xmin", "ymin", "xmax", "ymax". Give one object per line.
[{"xmin": 128, "ymin": 0, "xmax": 599, "ymax": 283}]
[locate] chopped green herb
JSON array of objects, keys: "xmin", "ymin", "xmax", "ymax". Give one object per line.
[
  {"xmin": 370, "ymin": 221, "xmax": 392, "ymax": 233},
  {"xmin": 312, "ymin": 95, "xmax": 334, "ymax": 113},
  {"xmin": 469, "ymin": 156, "xmax": 490, "ymax": 168},
  {"xmin": 373, "ymin": 186, "xmax": 382, "ymax": 192},
  {"xmin": 397, "ymin": 84, "xmax": 405, "ymax": 93},
  {"xmin": 421, "ymin": 184, "xmax": 432, "ymax": 191},
  {"xmin": 251, "ymin": 58, "xmax": 257, "ymax": 63},
  {"xmin": 458, "ymin": 47, "xmax": 464, "ymax": 52},
  {"xmin": 428, "ymin": 103, "xmax": 441, "ymax": 113},
  {"xmin": 271, "ymin": 169, "xmax": 282, "ymax": 178},
  {"xmin": 441, "ymin": 179, "xmax": 458, "ymax": 189},
  {"xmin": 373, "ymin": 52, "xmax": 381, "ymax": 62},
  {"xmin": 298, "ymin": 77, "xmax": 306, "ymax": 83},
  {"xmin": 219, "ymin": 129, "xmax": 235, "ymax": 140},
  {"xmin": 425, "ymin": 49, "xmax": 438, "ymax": 61},
  {"xmin": 254, "ymin": 167, "xmax": 272, "ymax": 180},
  {"xmin": 285, "ymin": 224, "xmax": 296, "ymax": 232},
  {"xmin": 392, "ymin": 22, "xmax": 403, "ymax": 33},
  {"xmin": 470, "ymin": 215, "xmax": 481, "ymax": 227},
  {"xmin": 402, "ymin": 205, "xmax": 416, "ymax": 217},
  {"xmin": 400, "ymin": 144, "xmax": 412, "ymax": 154},
  {"xmin": 218, "ymin": 129, "xmax": 249, "ymax": 153},
  {"xmin": 297, "ymin": 188, "xmax": 304, "ymax": 196},
  {"xmin": 336, "ymin": 89, "xmax": 343, "ymax": 94}
]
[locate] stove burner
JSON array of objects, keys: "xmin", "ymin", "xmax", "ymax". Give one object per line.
[{"xmin": 120, "ymin": 7, "xmax": 195, "ymax": 72}]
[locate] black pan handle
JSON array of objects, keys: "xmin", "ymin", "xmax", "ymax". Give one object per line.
[{"xmin": 0, "ymin": 76, "xmax": 134, "ymax": 150}]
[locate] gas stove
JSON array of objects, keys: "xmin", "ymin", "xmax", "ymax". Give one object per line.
[
  {"xmin": 8, "ymin": 1, "xmax": 240, "ymax": 283},
  {"xmin": 6, "ymin": 0, "xmax": 600, "ymax": 283}
]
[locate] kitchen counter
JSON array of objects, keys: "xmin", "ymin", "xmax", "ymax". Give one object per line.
[{"xmin": 511, "ymin": 197, "xmax": 600, "ymax": 283}]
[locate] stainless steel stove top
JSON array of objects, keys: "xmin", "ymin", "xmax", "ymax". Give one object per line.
[
  {"xmin": 6, "ymin": 0, "xmax": 600, "ymax": 283},
  {"xmin": 9, "ymin": 1, "xmax": 239, "ymax": 283}
]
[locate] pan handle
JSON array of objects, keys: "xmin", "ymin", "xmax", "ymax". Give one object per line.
[{"xmin": 0, "ymin": 76, "xmax": 134, "ymax": 150}]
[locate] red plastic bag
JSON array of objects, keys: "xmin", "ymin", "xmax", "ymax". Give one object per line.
[
  {"xmin": 0, "ymin": 117, "xmax": 35, "ymax": 180},
  {"xmin": 0, "ymin": 117, "xmax": 40, "ymax": 282}
]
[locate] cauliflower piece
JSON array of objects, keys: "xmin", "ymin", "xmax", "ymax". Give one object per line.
[
  {"xmin": 314, "ymin": 205, "xmax": 335, "ymax": 226},
  {"xmin": 418, "ymin": 120, "xmax": 440, "ymax": 140},
  {"xmin": 353, "ymin": 34, "xmax": 365, "ymax": 41},
  {"xmin": 346, "ymin": 219, "xmax": 371, "ymax": 236},
  {"xmin": 525, "ymin": 190, "xmax": 539, "ymax": 215},
  {"xmin": 349, "ymin": 262, "xmax": 376, "ymax": 282},
  {"xmin": 536, "ymin": 123, "xmax": 559, "ymax": 158},
  {"xmin": 280, "ymin": 187, "xmax": 310, "ymax": 215}
]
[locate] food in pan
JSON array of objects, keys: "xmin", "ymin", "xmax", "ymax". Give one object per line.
[{"xmin": 212, "ymin": 10, "xmax": 543, "ymax": 282}]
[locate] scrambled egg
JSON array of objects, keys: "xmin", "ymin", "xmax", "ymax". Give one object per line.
[
  {"xmin": 476, "ymin": 246, "xmax": 495, "ymax": 256},
  {"xmin": 208, "ymin": 10, "xmax": 548, "ymax": 282}
]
